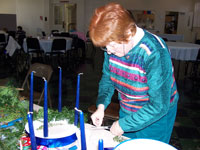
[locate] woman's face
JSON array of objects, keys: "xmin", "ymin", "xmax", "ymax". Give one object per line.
[{"xmin": 105, "ymin": 37, "xmax": 134, "ymax": 57}]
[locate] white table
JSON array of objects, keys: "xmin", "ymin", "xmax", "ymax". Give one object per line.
[
  {"xmin": 158, "ymin": 34, "xmax": 184, "ymax": 42},
  {"xmin": 23, "ymin": 37, "xmax": 73, "ymax": 53},
  {"xmin": 166, "ymin": 41, "xmax": 200, "ymax": 80},
  {"xmin": 167, "ymin": 42, "xmax": 200, "ymax": 61}
]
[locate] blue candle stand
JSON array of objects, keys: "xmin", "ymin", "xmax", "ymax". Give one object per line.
[
  {"xmin": 43, "ymin": 78, "xmax": 48, "ymax": 137},
  {"xmin": 74, "ymin": 107, "xmax": 87, "ymax": 150},
  {"xmin": 74, "ymin": 73, "xmax": 83, "ymax": 126},
  {"xmin": 25, "ymin": 75, "xmax": 79, "ymax": 149},
  {"xmin": 27, "ymin": 112, "xmax": 37, "ymax": 150},
  {"xmin": 58, "ymin": 67, "xmax": 62, "ymax": 112},
  {"xmin": 98, "ymin": 139, "xmax": 104, "ymax": 150},
  {"xmin": 29, "ymin": 71, "xmax": 34, "ymax": 112}
]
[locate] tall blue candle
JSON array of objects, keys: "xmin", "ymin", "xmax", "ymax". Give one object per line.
[
  {"xmin": 98, "ymin": 139, "xmax": 103, "ymax": 150},
  {"xmin": 58, "ymin": 67, "xmax": 62, "ymax": 112},
  {"xmin": 74, "ymin": 73, "xmax": 83, "ymax": 126},
  {"xmin": 29, "ymin": 71, "xmax": 34, "ymax": 112},
  {"xmin": 80, "ymin": 111, "xmax": 86, "ymax": 150},
  {"xmin": 27, "ymin": 113, "xmax": 37, "ymax": 150},
  {"xmin": 43, "ymin": 78, "xmax": 48, "ymax": 137}
]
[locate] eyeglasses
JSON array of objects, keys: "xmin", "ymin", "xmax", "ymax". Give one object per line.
[{"xmin": 100, "ymin": 46, "xmax": 107, "ymax": 51}]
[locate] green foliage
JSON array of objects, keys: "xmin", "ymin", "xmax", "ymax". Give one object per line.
[
  {"xmin": 0, "ymin": 86, "xmax": 88, "ymax": 150},
  {"xmin": 34, "ymin": 106, "xmax": 88, "ymax": 125},
  {"xmin": 113, "ymin": 136, "xmax": 127, "ymax": 143},
  {"xmin": 0, "ymin": 86, "xmax": 28, "ymax": 150}
]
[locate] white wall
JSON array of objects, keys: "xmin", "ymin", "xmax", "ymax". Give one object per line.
[
  {"xmin": 16, "ymin": 0, "xmax": 46, "ymax": 37},
  {"xmin": 0, "ymin": 0, "xmax": 198, "ymax": 42},
  {"xmin": 83, "ymin": 0, "xmax": 196, "ymax": 42},
  {"xmin": 0, "ymin": 0, "xmax": 16, "ymax": 14}
]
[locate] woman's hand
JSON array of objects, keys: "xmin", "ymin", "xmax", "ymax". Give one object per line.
[
  {"xmin": 110, "ymin": 121, "xmax": 124, "ymax": 136},
  {"xmin": 91, "ymin": 104, "xmax": 105, "ymax": 126}
]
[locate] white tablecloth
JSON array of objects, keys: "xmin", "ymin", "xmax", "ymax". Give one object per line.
[
  {"xmin": 5, "ymin": 36, "xmax": 21, "ymax": 56},
  {"xmin": 23, "ymin": 37, "xmax": 73, "ymax": 53},
  {"xmin": 158, "ymin": 34, "xmax": 184, "ymax": 42},
  {"xmin": 167, "ymin": 42, "xmax": 200, "ymax": 61}
]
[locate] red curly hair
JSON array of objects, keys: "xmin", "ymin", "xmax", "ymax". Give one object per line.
[{"xmin": 89, "ymin": 2, "xmax": 136, "ymax": 47}]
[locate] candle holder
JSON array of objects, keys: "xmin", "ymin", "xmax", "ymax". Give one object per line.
[
  {"xmin": 58, "ymin": 66, "xmax": 62, "ymax": 112},
  {"xmin": 74, "ymin": 73, "xmax": 83, "ymax": 126},
  {"xmin": 74, "ymin": 107, "xmax": 87, "ymax": 150},
  {"xmin": 25, "ymin": 77, "xmax": 79, "ymax": 149}
]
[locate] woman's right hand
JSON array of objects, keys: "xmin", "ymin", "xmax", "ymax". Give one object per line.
[{"xmin": 91, "ymin": 104, "xmax": 105, "ymax": 126}]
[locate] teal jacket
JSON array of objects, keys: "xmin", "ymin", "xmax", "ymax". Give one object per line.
[{"xmin": 96, "ymin": 27, "xmax": 179, "ymax": 132}]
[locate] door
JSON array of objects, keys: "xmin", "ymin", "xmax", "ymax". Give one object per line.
[{"xmin": 51, "ymin": 2, "xmax": 76, "ymax": 32}]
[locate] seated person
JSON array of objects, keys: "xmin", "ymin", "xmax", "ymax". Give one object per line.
[
  {"xmin": 0, "ymin": 27, "xmax": 8, "ymax": 34},
  {"xmin": 16, "ymin": 26, "xmax": 26, "ymax": 47},
  {"xmin": 16, "ymin": 26, "xmax": 26, "ymax": 39}
]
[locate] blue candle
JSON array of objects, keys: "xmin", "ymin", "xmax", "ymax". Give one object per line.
[
  {"xmin": 27, "ymin": 113, "xmax": 37, "ymax": 150},
  {"xmin": 74, "ymin": 73, "xmax": 83, "ymax": 126},
  {"xmin": 98, "ymin": 139, "xmax": 103, "ymax": 150},
  {"xmin": 29, "ymin": 71, "xmax": 34, "ymax": 112},
  {"xmin": 58, "ymin": 67, "xmax": 62, "ymax": 112},
  {"xmin": 80, "ymin": 111, "xmax": 86, "ymax": 150},
  {"xmin": 43, "ymin": 78, "xmax": 48, "ymax": 137}
]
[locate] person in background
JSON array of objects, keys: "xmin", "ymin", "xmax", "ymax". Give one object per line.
[
  {"xmin": 89, "ymin": 2, "xmax": 179, "ymax": 143},
  {"xmin": 69, "ymin": 23, "xmax": 87, "ymax": 42},
  {"xmin": 16, "ymin": 26, "xmax": 26, "ymax": 38},
  {"xmin": 69, "ymin": 23, "xmax": 86, "ymax": 62},
  {"xmin": 16, "ymin": 26, "xmax": 26, "ymax": 47},
  {"xmin": 0, "ymin": 27, "xmax": 8, "ymax": 34}
]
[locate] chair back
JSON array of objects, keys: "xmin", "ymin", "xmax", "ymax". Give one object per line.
[
  {"xmin": 70, "ymin": 34, "xmax": 79, "ymax": 50},
  {"xmin": 17, "ymin": 34, "xmax": 26, "ymax": 47},
  {"xmin": 42, "ymin": 31, "xmax": 46, "ymax": 37},
  {"xmin": 21, "ymin": 63, "xmax": 53, "ymax": 107},
  {"xmin": 22, "ymin": 63, "xmax": 53, "ymax": 89},
  {"xmin": 51, "ymin": 39, "xmax": 66, "ymax": 52},
  {"xmin": 197, "ymin": 49, "xmax": 200, "ymax": 61},
  {"xmin": 52, "ymin": 33, "xmax": 61, "ymax": 37},
  {"xmin": 60, "ymin": 32, "xmax": 70, "ymax": 37},
  {"xmin": 51, "ymin": 30, "xmax": 59, "ymax": 34},
  {"xmin": 0, "ymin": 34, "xmax": 6, "ymax": 43},
  {"xmin": 8, "ymin": 31, "xmax": 16, "ymax": 39},
  {"xmin": 27, "ymin": 38, "xmax": 41, "ymax": 50}
]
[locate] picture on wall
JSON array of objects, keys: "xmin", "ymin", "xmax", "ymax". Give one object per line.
[
  {"xmin": 128, "ymin": 10, "xmax": 155, "ymax": 30},
  {"xmin": 164, "ymin": 11, "xmax": 179, "ymax": 34}
]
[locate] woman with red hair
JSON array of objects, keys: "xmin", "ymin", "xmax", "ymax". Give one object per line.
[{"xmin": 89, "ymin": 2, "xmax": 179, "ymax": 143}]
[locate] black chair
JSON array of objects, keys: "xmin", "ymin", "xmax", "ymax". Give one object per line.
[
  {"xmin": 51, "ymin": 39, "xmax": 66, "ymax": 54},
  {"xmin": 0, "ymin": 34, "xmax": 7, "ymax": 66},
  {"xmin": 42, "ymin": 31, "xmax": 46, "ymax": 37},
  {"xmin": 68, "ymin": 34, "xmax": 79, "ymax": 67},
  {"xmin": 26, "ymin": 38, "xmax": 44, "ymax": 63},
  {"xmin": 60, "ymin": 32, "xmax": 70, "ymax": 37},
  {"xmin": 8, "ymin": 31, "xmax": 16, "ymax": 39},
  {"xmin": 17, "ymin": 34, "xmax": 26, "ymax": 48},
  {"xmin": 0, "ymin": 33, "xmax": 7, "ymax": 48},
  {"xmin": 184, "ymin": 49, "xmax": 200, "ymax": 92},
  {"xmin": 46, "ymin": 38, "xmax": 67, "ymax": 67},
  {"xmin": 162, "ymin": 38, "xmax": 168, "ymax": 42},
  {"xmin": 51, "ymin": 30, "xmax": 59, "ymax": 34},
  {"xmin": 84, "ymin": 40, "xmax": 96, "ymax": 70}
]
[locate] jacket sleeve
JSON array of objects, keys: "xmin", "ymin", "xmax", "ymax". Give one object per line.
[
  {"xmin": 96, "ymin": 53, "xmax": 115, "ymax": 110},
  {"xmin": 119, "ymin": 48, "xmax": 174, "ymax": 132}
]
